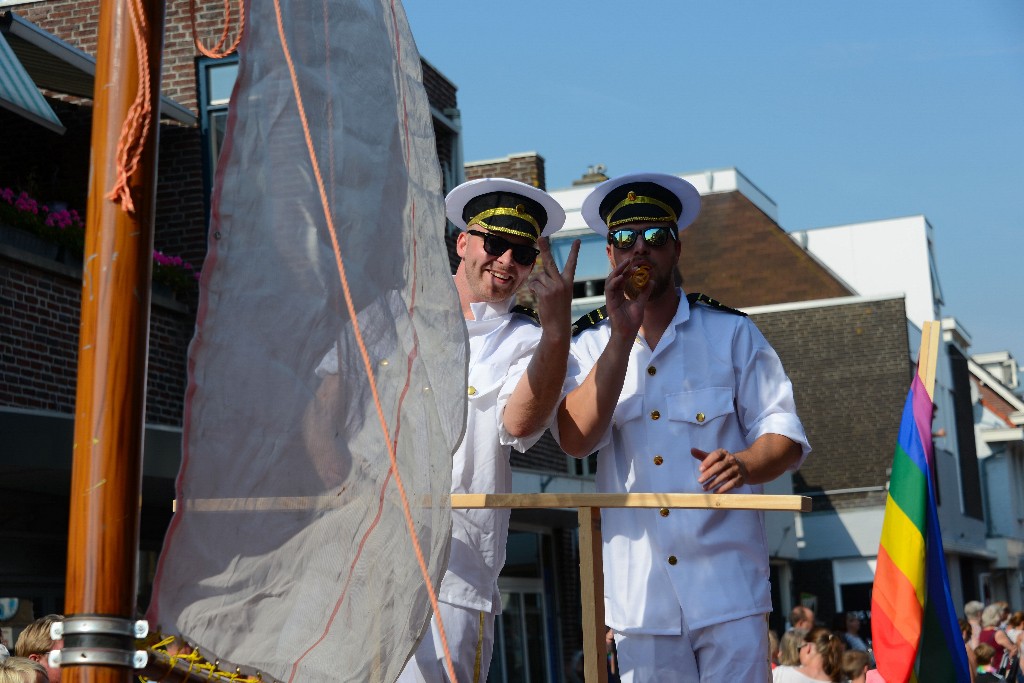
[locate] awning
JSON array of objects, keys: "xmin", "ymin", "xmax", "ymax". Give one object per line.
[
  {"xmin": 0, "ymin": 28, "xmax": 64, "ymax": 133},
  {"xmin": 0, "ymin": 10, "xmax": 197, "ymax": 131}
]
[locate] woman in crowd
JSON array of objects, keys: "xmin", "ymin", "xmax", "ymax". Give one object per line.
[
  {"xmin": 773, "ymin": 627, "xmax": 844, "ymax": 682},
  {"xmin": 779, "ymin": 629, "xmax": 807, "ymax": 666},
  {"xmin": 979, "ymin": 602, "xmax": 1017, "ymax": 672}
]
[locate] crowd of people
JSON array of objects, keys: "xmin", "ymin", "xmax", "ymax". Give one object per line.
[
  {"xmin": 769, "ymin": 606, "xmax": 880, "ymax": 683},
  {"xmin": 964, "ymin": 600, "xmax": 1024, "ymax": 681},
  {"xmin": 767, "ymin": 600, "xmax": 1024, "ymax": 683}
]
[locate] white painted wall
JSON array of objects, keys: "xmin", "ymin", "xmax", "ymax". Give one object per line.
[
  {"xmin": 792, "ymin": 216, "xmax": 941, "ymax": 329},
  {"xmin": 798, "ymin": 507, "xmax": 885, "ymax": 561}
]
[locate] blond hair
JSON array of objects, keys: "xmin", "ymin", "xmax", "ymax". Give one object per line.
[
  {"xmin": 0, "ymin": 656, "xmax": 47, "ymax": 683},
  {"xmin": 14, "ymin": 615, "xmax": 62, "ymax": 658}
]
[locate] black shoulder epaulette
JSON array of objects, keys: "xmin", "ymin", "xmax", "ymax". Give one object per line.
[
  {"xmin": 511, "ymin": 305, "xmax": 540, "ymax": 323},
  {"xmin": 687, "ymin": 292, "xmax": 747, "ymax": 316},
  {"xmin": 571, "ymin": 306, "xmax": 608, "ymax": 336}
]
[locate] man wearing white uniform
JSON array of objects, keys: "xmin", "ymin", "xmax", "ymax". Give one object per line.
[
  {"xmin": 399, "ymin": 178, "xmax": 579, "ymax": 683},
  {"xmin": 555, "ymin": 172, "xmax": 810, "ymax": 682}
]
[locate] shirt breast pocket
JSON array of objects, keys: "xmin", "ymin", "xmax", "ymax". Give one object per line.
[{"xmin": 666, "ymin": 386, "xmax": 735, "ymax": 427}]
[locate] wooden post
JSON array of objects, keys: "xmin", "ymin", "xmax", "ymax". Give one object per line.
[
  {"xmin": 63, "ymin": 0, "xmax": 164, "ymax": 680},
  {"xmin": 577, "ymin": 506, "xmax": 607, "ymax": 683},
  {"xmin": 917, "ymin": 320, "xmax": 942, "ymax": 399}
]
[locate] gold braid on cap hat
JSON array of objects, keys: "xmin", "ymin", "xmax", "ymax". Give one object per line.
[
  {"xmin": 605, "ymin": 190, "xmax": 679, "ymax": 229},
  {"xmin": 466, "ymin": 205, "xmax": 541, "ymax": 241}
]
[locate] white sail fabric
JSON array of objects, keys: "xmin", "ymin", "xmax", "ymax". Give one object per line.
[{"xmin": 147, "ymin": 1, "xmax": 465, "ymax": 681}]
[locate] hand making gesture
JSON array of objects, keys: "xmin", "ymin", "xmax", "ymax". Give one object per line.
[
  {"xmin": 603, "ymin": 255, "xmax": 651, "ymax": 342},
  {"xmin": 528, "ymin": 237, "xmax": 580, "ymax": 335}
]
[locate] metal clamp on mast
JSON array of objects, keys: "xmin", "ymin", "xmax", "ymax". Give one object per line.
[{"xmin": 49, "ymin": 616, "xmax": 150, "ymax": 670}]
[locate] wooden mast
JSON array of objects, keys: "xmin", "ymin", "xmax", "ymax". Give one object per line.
[{"xmin": 62, "ymin": 0, "xmax": 165, "ymax": 680}]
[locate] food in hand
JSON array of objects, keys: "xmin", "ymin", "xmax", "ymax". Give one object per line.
[{"xmin": 631, "ymin": 265, "xmax": 651, "ymax": 289}]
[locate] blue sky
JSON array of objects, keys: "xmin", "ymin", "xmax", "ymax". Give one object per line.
[{"xmin": 404, "ymin": 1, "xmax": 1024, "ymax": 369}]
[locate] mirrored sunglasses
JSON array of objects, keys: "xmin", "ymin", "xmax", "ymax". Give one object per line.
[
  {"xmin": 468, "ymin": 229, "xmax": 539, "ymax": 266},
  {"xmin": 607, "ymin": 226, "xmax": 676, "ymax": 250}
]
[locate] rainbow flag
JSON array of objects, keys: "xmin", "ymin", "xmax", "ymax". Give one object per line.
[{"xmin": 871, "ymin": 375, "xmax": 970, "ymax": 683}]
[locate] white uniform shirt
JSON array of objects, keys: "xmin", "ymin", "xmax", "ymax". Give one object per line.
[
  {"xmin": 560, "ymin": 290, "xmax": 810, "ymax": 633},
  {"xmin": 437, "ymin": 297, "xmax": 546, "ymax": 614}
]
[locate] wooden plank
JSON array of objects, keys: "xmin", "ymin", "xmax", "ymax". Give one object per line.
[
  {"xmin": 451, "ymin": 492, "xmax": 811, "ymax": 512},
  {"xmin": 177, "ymin": 492, "xmax": 811, "ymax": 513},
  {"xmin": 577, "ymin": 507, "xmax": 607, "ymax": 683}
]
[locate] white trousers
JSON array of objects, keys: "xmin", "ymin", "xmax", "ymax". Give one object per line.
[
  {"xmin": 397, "ymin": 601, "xmax": 495, "ymax": 683},
  {"xmin": 615, "ymin": 613, "xmax": 771, "ymax": 683}
]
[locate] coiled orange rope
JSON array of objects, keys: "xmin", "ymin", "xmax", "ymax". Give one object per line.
[
  {"xmin": 190, "ymin": 0, "xmax": 244, "ymax": 58},
  {"xmin": 104, "ymin": 0, "xmax": 154, "ymax": 213}
]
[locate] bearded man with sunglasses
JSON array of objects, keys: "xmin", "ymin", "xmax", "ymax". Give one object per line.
[
  {"xmin": 555, "ymin": 172, "xmax": 810, "ymax": 682},
  {"xmin": 398, "ymin": 178, "xmax": 579, "ymax": 683}
]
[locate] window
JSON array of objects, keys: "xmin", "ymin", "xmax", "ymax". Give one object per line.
[
  {"xmin": 551, "ymin": 233, "xmax": 608, "ymax": 284},
  {"xmin": 195, "ymin": 55, "xmax": 240, "ymax": 222},
  {"xmin": 492, "ymin": 532, "xmax": 559, "ymax": 682},
  {"xmin": 490, "ymin": 585, "xmax": 552, "ymax": 683},
  {"xmin": 569, "ymin": 452, "xmax": 598, "ymax": 477}
]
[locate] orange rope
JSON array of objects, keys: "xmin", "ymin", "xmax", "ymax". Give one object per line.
[
  {"xmin": 105, "ymin": 0, "xmax": 154, "ymax": 214},
  {"xmin": 190, "ymin": 0, "xmax": 244, "ymax": 58},
  {"xmin": 268, "ymin": 2, "xmax": 458, "ymax": 681}
]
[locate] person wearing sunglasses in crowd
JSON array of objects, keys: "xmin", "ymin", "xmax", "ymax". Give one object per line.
[
  {"xmin": 555, "ymin": 172, "xmax": 810, "ymax": 681},
  {"xmin": 398, "ymin": 178, "xmax": 579, "ymax": 683}
]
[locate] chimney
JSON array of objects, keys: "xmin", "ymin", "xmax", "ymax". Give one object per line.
[
  {"xmin": 572, "ymin": 164, "xmax": 609, "ymax": 186},
  {"xmin": 464, "ymin": 152, "xmax": 547, "ymax": 189}
]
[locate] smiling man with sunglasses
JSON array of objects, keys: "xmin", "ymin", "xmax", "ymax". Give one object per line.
[
  {"xmin": 555, "ymin": 172, "xmax": 810, "ymax": 682},
  {"xmin": 398, "ymin": 178, "xmax": 579, "ymax": 683}
]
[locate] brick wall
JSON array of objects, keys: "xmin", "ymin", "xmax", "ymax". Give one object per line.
[
  {"xmin": 154, "ymin": 123, "xmax": 208, "ymax": 264},
  {"xmin": 751, "ymin": 297, "xmax": 912, "ymax": 511},
  {"xmin": 421, "ymin": 60, "xmax": 457, "ymax": 112},
  {"xmin": 0, "ymin": 257, "xmax": 82, "ymax": 412},
  {"xmin": 0, "ymin": 253, "xmax": 192, "ymax": 425},
  {"xmin": 681, "ymin": 191, "xmax": 854, "ymax": 307},
  {"xmin": 18, "ymin": 0, "xmax": 236, "ymax": 113}
]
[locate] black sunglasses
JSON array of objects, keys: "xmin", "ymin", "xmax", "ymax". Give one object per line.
[
  {"xmin": 468, "ymin": 230, "xmax": 539, "ymax": 266},
  {"xmin": 607, "ymin": 226, "xmax": 676, "ymax": 250}
]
